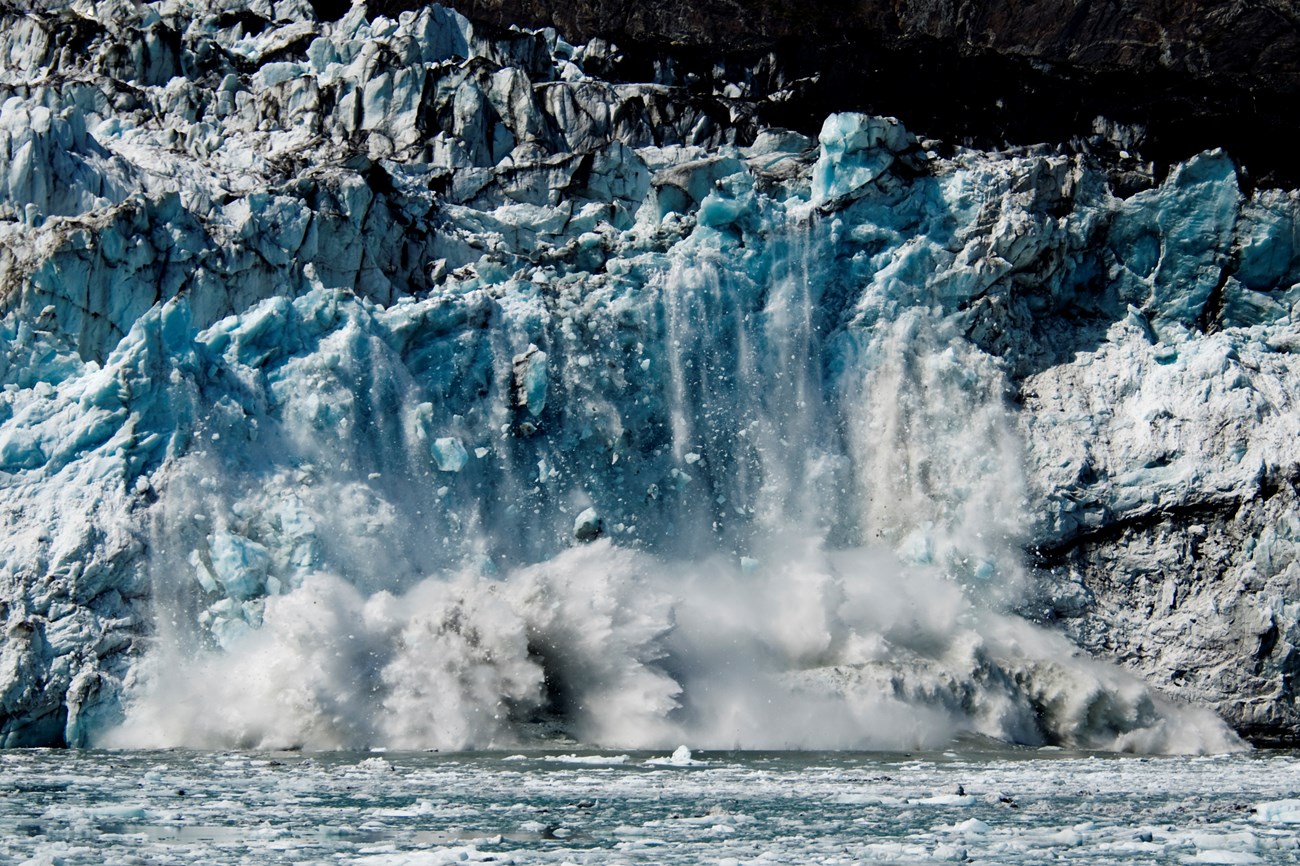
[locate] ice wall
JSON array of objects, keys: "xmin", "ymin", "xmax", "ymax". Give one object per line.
[{"xmin": 0, "ymin": 1, "xmax": 1296, "ymax": 749}]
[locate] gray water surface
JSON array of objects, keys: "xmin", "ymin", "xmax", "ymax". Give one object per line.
[{"xmin": 1, "ymin": 748, "xmax": 1298, "ymax": 864}]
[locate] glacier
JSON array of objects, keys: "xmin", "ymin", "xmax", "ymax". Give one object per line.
[{"xmin": 0, "ymin": 0, "xmax": 1296, "ymax": 751}]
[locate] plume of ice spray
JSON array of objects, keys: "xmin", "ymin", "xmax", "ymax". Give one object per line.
[
  {"xmin": 100, "ymin": 189, "xmax": 1242, "ymax": 755},
  {"xmin": 837, "ymin": 306, "xmax": 1033, "ymax": 600},
  {"xmin": 109, "ymin": 563, "xmax": 547, "ymax": 750},
  {"xmin": 108, "ymin": 538, "xmax": 1239, "ymax": 753}
]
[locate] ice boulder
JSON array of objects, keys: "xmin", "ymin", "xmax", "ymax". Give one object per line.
[
  {"xmin": 513, "ymin": 345, "xmax": 549, "ymax": 417},
  {"xmin": 1107, "ymin": 150, "xmax": 1241, "ymax": 338},
  {"xmin": 432, "ymin": 437, "xmax": 469, "ymax": 472},
  {"xmin": 1253, "ymin": 799, "xmax": 1300, "ymax": 824},
  {"xmin": 812, "ymin": 113, "xmax": 914, "ymax": 205},
  {"xmin": 205, "ymin": 531, "xmax": 271, "ymax": 601},
  {"xmin": 573, "ymin": 507, "xmax": 603, "ymax": 542}
]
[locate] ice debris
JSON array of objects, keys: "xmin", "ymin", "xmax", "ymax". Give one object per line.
[
  {"xmin": 1254, "ymin": 800, "xmax": 1300, "ymax": 825},
  {"xmin": 573, "ymin": 507, "xmax": 603, "ymax": 542},
  {"xmin": 644, "ymin": 745, "xmax": 708, "ymax": 767},
  {"xmin": 432, "ymin": 437, "xmax": 469, "ymax": 473}
]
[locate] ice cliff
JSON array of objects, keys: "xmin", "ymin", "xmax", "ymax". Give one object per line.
[{"xmin": 0, "ymin": 0, "xmax": 1296, "ymax": 750}]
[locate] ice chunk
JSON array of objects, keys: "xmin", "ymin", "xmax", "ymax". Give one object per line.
[
  {"xmin": 573, "ymin": 507, "xmax": 603, "ymax": 542},
  {"xmin": 696, "ymin": 192, "xmax": 744, "ymax": 228},
  {"xmin": 812, "ymin": 113, "xmax": 914, "ymax": 205},
  {"xmin": 542, "ymin": 754, "xmax": 630, "ymax": 765},
  {"xmin": 1185, "ymin": 853, "xmax": 1263, "ymax": 864},
  {"xmin": 0, "ymin": 426, "xmax": 45, "ymax": 471},
  {"xmin": 208, "ymin": 531, "xmax": 270, "ymax": 601},
  {"xmin": 645, "ymin": 745, "xmax": 707, "ymax": 766},
  {"xmin": 432, "ymin": 437, "xmax": 468, "ymax": 472},
  {"xmin": 1108, "ymin": 151, "xmax": 1240, "ymax": 336},
  {"xmin": 909, "ymin": 794, "xmax": 977, "ymax": 806},
  {"xmin": 356, "ymin": 756, "xmax": 395, "ymax": 773},
  {"xmin": 513, "ymin": 345, "xmax": 548, "ymax": 417},
  {"xmin": 1253, "ymin": 799, "xmax": 1300, "ymax": 824}
]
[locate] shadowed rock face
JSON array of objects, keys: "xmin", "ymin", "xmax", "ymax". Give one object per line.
[
  {"xmin": 410, "ymin": 0, "xmax": 1297, "ymax": 74},
  {"xmin": 375, "ymin": 0, "xmax": 1300, "ymax": 188}
]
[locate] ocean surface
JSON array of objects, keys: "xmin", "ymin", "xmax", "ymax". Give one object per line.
[{"xmin": 2, "ymin": 747, "xmax": 1298, "ymax": 864}]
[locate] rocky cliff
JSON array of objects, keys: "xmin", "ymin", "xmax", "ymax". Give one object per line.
[
  {"xmin": 0, "ymin": 0, "xmax": 1295, "ymax": 749},
  {"xmin": 427, "ymin": 0, "xmax": 1300, "ymax": 188}
]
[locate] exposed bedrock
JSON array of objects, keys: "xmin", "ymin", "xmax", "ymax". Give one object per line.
[{"xmin": 421, "ymin": 0, "xmax": 1300, "ymax": 188}]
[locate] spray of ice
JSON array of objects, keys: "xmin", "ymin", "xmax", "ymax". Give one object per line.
[{"xmin": 101, "ymin": 202, "xmax": 1239, "ymax": 754}]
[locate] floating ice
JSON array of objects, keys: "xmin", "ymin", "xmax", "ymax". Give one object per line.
[
  {"xmin": 357, "ymin": 756, "xmax": 395, "ymax": 773},
  {"xmin": 3, "ymin": 748, "xmax": 1299, "ymax": 865},
  {"xmin": 1254, "ymin": 800, "xmax": 1300, "ymax": 824},
  {"xmin": 1185, "ymin": 853, "xmax": 1264, "ymax": 865},
  {"xmin": 951, "ymin": 818, "xmax": 991, "ymax": 834},
  {"xmin": 645, "ymin": 745, "xmax": 707, "ymax": 767},
  {"xmin": 910, "ymin": 794, "xmax": 977, "ymax": 807},
  {"xmin": 543, "ymin": 754, "xmax": 631, "ymax": 765}
]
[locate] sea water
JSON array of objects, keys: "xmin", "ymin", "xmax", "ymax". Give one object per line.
[{"xmin": 2, "ymin": 747, "xmax": 1298, "ymax": 864}]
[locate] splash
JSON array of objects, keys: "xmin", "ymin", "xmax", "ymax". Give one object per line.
[
  {"xmin": 102, "ymin": 205, "xmax": 1241, "ymax": 755},
  {"xmin": 108, "ymin": 541, "xmax": 1237, "ymax": 753}
]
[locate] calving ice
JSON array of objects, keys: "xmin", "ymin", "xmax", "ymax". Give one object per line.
[{"xmin": 0, "ymin": 1, "xmax": 1296, "ymax": 753}]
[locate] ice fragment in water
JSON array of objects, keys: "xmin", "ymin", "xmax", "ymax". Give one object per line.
[
  {"xmin": 647, "ymin": 745, "xmax": 706, "ymax": 766},
  {"xmin": 1253, "ymin": 799, "xmax": 1300, "ymax": 824}
]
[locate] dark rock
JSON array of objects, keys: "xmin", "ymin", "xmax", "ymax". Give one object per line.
[{"xmin": 402, "ymin": 0, "xmax": 1300, "ymax": 188}]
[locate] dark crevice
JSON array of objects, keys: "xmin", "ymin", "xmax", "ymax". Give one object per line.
[
  {"xmin": 1237, "ymin": 726, "xmax": 1300, "ymax": 750},
  {"xmin": 214, "ymin": 11, "xmax": 269, "ymax": 36},
  {"xmin": 308, "ymin": 0, "xmax": 352, "ymax": 22},
  {"xmin": 1031, "ymin": 467, "xmax": 1299, "ymax": 569},
  {"xmin": 1195, "ymin": 264, "xmax": 1233, "ymax": 335},
  {"xmin": 1029, "ymin": 498, "xmax": 1246, "ymax": 569}
]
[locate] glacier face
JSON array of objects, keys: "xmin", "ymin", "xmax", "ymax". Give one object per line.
[{"xmin": 0, "ymin": 1, "xmax": 1296, "ymax": 749}]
